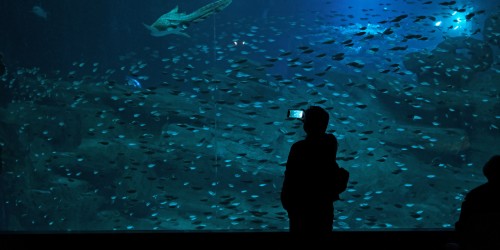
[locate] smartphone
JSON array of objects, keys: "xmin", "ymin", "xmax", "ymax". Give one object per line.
[{"xmin": 287, "ymin": 109, "xmax": 304, "ymax": 119}]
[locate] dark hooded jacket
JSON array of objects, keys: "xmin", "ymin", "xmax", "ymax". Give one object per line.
[{"xmin": 281, "ymin": 133, "xmax": 340, "ymax": 231}]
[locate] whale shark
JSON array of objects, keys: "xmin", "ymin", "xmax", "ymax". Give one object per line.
[{"xmin": 144, "ymin": 0, "xmax": 232, "ymax": 37}]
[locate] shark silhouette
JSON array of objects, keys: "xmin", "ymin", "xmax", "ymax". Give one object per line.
[{"xmin": 144, "ymin": 0, "xmax": 232, "ymax": 37}]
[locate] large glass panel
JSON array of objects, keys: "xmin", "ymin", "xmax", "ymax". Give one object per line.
[{"xmin": 0, "ymin": 0, "xmax": 498, "ymax": 232}]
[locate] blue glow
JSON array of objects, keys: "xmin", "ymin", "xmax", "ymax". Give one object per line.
[{"xmin": 125, "ymin": 76, "xmax": 142, "ymax": 88}]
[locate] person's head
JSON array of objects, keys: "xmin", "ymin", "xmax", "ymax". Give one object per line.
[
  {"xmin": 483, "ymin": 155, "xmax": 500, "ymax": 183},
  {"xmin": 303, "ymin": 106, "xmax": 329, "ymax": 136}
]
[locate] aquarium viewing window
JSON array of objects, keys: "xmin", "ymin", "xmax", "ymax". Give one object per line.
[{"xmin": 0, "ymin": 0, "xmax": 498, "ymax": 232}]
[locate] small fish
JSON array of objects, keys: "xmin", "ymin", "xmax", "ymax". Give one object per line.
[
  {"xmin": 391, "ymin": 14, "xmax": 408, "ymax": 23},
  {"xmin": 346, "ymin": 61, "xmax": 364, "ymax": 68},
  {"xmin": 389, "ymin": 45, "xmax": 408, "ymax": 51},
  {"xmin": 32, "ymin": 5, "xmax": 48, "ymax": 19},
  {"xmin": 439, "ymin": 1, "xmax": 456, "ymax": 6},
  {"xmin": 315, "ymin": 53, "xmax": 327, "ymax": 58},
  {"xmin": 331, "ymin": 53, "xmax": 345, "ymax": 61},
  {"xmin": 321, "ymin": 39, "xmax": 336, "ymax": 44},
  {"xmin": 341, "ymin": 39, "xmax": 353, "ymax": 45},
  {"xmin": 471, "ymin": 29, "xmax": 481, "ymax": 35},
  {"xmin": 234, "ymin": 58, "xmax": 248, "ymax": 64},
  {"xmin": 465, "ymin": 13, "xmax": 475, "ymax": 20},
  {"xmin": 404, "ymin": 34, "xmax": 423, "ymax": 39},
  {"xmin": 301, "ymin": 49, "xmax": 314, "ymax": 54},
  {"xmin": 362, "ymin": 34, "xmax": 375, "ymax": 40},
  {"xmin": 382, "ymin": 28, "xmax": 393, "ymax": 35},
  {"xmin": 280, "ymin": 51, "xmax": 292, "ymax": 56},
  {"xmin": 126, "ymin": 76, "xmax": 142, "ymax": 88},
  {"xmin": 414, "ymin": 16, "xmax": 427, "ymax": 22}
]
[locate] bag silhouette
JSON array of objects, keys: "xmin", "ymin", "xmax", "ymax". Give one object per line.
[{"xmin": 335, "ymin": 167, "xmax": 349, "ymax": 194}]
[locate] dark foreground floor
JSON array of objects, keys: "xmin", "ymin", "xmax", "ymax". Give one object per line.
[
  {"xmin": 0, "ymin": 230, "xmax": 467, "ymax": 249},
  {"xmin": 1, "ymin": 230, "xmax": 498, "ymax": 249}
]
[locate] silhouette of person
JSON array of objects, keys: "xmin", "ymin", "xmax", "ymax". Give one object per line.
[
  {"xmin": 280, "ymin": 106, "xmax": 341, "ymax": 233},
  {"xmin": 0, "ymin": 53, "xmax": 10, "ymax": 107},
  {"xmin": 0, "ymin": 53, "xmax": 5, "ymax": 76},
  {"xmin": 454, "ymin": 155, "xmax": 500, "ymax": 250}
]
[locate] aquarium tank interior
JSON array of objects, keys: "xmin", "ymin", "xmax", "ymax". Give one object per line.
[{"xmin": 0, "ymin": 0, "xmax": 499, "ymax": 232}]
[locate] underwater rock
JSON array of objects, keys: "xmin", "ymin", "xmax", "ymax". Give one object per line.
[
  {"xmin": 380, "ymin": 124, "xmax": 470, "ymax": 155},
  {"xmin": 483, "ymin": 11, "xmax": 500, "ymax": 47},
  {"xmin": 0, "ymin": 120, "xmax": 29, "ymax": 172},
  {"xmin": 50, "ymin": 111, "xmax": 83, "ymax": 151},
  {"xmin": 2, "ymin": 103, "xmax": 83, "ymax": 151},
  {"xmin": 403, "ymin": 36, "xmax": 493, "ymax": 86}
]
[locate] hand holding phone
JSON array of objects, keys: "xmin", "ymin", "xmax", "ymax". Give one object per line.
[{"xmin": 287, "ymin": 109, "xmax": 304, "ymax": 119}]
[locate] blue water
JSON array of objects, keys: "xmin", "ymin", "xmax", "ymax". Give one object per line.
[{"xmin": 0, "ymin": 0, "xmax": 499, "ymax": 231}]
